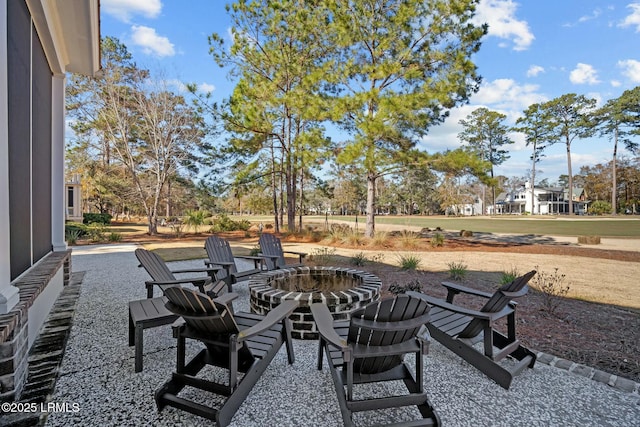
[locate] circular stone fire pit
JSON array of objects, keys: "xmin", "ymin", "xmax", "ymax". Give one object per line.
[{"xmin": 248, "ymin": 266, "xmax": 381, "ymax": 339}]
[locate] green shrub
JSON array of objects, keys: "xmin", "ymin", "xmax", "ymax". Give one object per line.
[
  {"xmin": 210, "ymin": 214, "xmax": 251, "ymax": 232},
  {"xmin": 588, "ymin": 200, "xmax": 612, "ymax": 216},
  {"xmin": 447, "ymin": 260, "xmax": 468, "ymax": 281},
  {"xmin": 184, "ymin": 209, "xmax": 208, "ymax": 234},
  {"xmin": 500, "ymin": 267, "xmax": 520, "ymax": 287},
  {"xmin": 86, "ymin": 223, "xmax": 107, "ymax": 242},
  {"xmin": 388, "ymin": 280, "xmax": 423, "ymax": 295},
  {"xmin": 430, "ymin": 232, "xmax": 445, "ymax": 247},
  {"xmin": 65, "ymin": 222, "xmax": 88, "ymax": 237},
  {"xmin": 397, "ymin": 253, "xmax": 421, "ymax": 270},
  {"xmin": 350, "ymin": 251, "xmax": 369, "ymax": 266},
  {"xmin": 108, "ymin": 232, "xmax": 122, "ymax": 242},
  {"xmin": 83, "ymin": 212, "xmax": 112, "ymax": 225},
  {"xmin": 65, "ymin": 229, "xmax": 82, "ymax": 245}
]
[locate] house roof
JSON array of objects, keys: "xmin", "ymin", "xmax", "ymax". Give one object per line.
[{"xmin": 27, "ymin": 0, "xmax": 101, "ymax": 76}]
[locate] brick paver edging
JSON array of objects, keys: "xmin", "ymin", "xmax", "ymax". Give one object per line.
[{"xmin": 536, "ymin": 351, "xmax": 640, "ymax": 395}]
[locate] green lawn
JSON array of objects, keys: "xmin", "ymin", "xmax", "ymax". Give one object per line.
[{"xmin": 302, "ymin": 215, "xmax": 640, "ymax": 237}]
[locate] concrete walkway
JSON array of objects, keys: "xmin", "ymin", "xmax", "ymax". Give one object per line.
[{"xmin": 45, "ymin": 244, "xmax": 640, "ymax": 427}]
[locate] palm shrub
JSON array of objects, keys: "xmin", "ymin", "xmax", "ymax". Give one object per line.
[
  {"xmin": 184, "ymin": 209, "xmax": 207, "ymax": 234},
  {"xmin": 65, "ymin": 229, "xmax": 82, "ymax": 245}
]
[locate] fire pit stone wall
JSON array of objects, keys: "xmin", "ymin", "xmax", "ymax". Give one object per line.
[{"xmin": 248, "ymin": 266, "xmax": 382, "ymax": 339}]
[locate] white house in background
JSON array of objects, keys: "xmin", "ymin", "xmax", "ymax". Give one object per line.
[
  {"xmin": 496, "ymin": 182, "xmax": 589, "ymax": 215},
  {"xmin": 451, "ymin": 197, "xmax": 484, "ymax": 216}
]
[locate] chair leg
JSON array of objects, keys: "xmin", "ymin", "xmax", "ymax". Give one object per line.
[
  {"xmin": 317, "ymin": 338, "xmax": 325, "ymax": 370},
  {"xmin": 282, "ymin": 318, "xmax": 295, "ymax": 364},
  {"xmin": 134, "ymin": 323, "xmax": 143, "ymax": 373}
]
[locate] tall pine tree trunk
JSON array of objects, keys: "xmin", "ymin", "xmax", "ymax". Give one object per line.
[{"xmin": 365, "ymin": 172, "xmax": 376, "ymax": 238}]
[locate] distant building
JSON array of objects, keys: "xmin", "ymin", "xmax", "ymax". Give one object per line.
[
  {"xmin": 496, "ymin": 182, "xmax": 589, "ymax": 215},
  {"xmin": 451, "ymin": 197, "xmax": 484, "ymax": 216},
  {"xmin": 65, "ymin": 174, "xmax": 83, "ymax": 222}
]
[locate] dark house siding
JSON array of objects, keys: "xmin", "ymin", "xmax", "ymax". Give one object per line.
[
  {"xmin": 7, "ymin": 0, "xmax": 53, "ymax": 280},
  {"xmin": 32, "ymin": 25, "xmax": 53, "ymax": 262}
]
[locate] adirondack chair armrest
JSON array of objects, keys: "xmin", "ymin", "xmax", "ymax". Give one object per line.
[
  {"xmin": 147, "ymin": 277, "xmax": 211, "ymax": 287},
  {"xmin": 258, "ymin": 253, "xmax": 280, "ymax": 262},
  {"xmin": 310, "ymin": 303, "xmax": 348, "ymax": 351},
  {"xmin": 407, "ymin": 292, "xmax": 512, "ymax": 321},
  {"xmin": 283, "ymin": 250, "xmax": 307, "ymax": 258},
  {"xmin": 204, "ymin": 260, "xmax": 235, "ymax": 267},
  {"xmin": 238, "ymin": 300, "xmax": 299, "ymax": 341},
  {"xmin": 171, "ymin": 266, "xmax": 222, "ymax": 276},
  {"xmin": 502, "ymin": 285, "xmax": 529, "ymax": 299},
  {"xmin": 441, "ymin": 281, "xmax": 493, "ymax": 301},
  {"xmin": 235, "ymin": 255, "xmax": 266, "ymax": 269}
]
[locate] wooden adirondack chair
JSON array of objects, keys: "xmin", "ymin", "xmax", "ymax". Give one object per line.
[
  {"xmin": 258, "ymin": 233, "xmax": 307, "ymax": 270},
  {"xmin": 135, "ymin": 248, "xmax": 224, "ymax": 298},
  {"xmin": 408, "ymin": 270, "xmax": 537, "ymax": 389},
  {"xmin": 155, "ymin": 286, "xmax": 298, "ymax": 426},
  {"xmin": 311, "ymin": 295, "xmax": 440, "ymax": 427},
  {"xmin": 204, "ymin": 235, "xmax": 265, "ymax": 292},
  {"xmin": 129, "ymin": 248, "xmax": 225, "ymax": 373}
]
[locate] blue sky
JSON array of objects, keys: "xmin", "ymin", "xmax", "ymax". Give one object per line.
[{"xmin": 99, "ymin": 0, "xmax": 640, "ymax": 182}]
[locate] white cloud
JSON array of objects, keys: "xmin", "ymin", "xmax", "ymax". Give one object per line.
[
  {"xmin": 610, "ymin": 80, "xmax": 621, "ymax": 87},
  {"xmin": 526, "ymin": 65, "xmax": 544, "ymax": 77},
  {"xmin": 419, "ymin": 79, "xmax": 547, "ymax": 153},
  {"xmin": 165, "ymin": 80, "xmax": 216, "ymax": 95},
  {"xmin": 131, "ymin": 26, "xmax": 175, "ymax": 57},
  {"xmin": 473, "ymin": 78, "xmax": 547, "ymax": 112},
  {"xmin": 619, "ymin": 3, "xmax": 640, "ymax": 32},
  {"xmin": 569, "ymin": 63, "xmax": 600, "ymax": 85},
  {"xmin": 474, "ymin": 0, "xmax": 535, "ymax": 51},
  {"xmin": 617, "ymin": 59, "xmax": 640, "ymax": 82},
  {"xmin": 102, "ymin": 0, "xmax": 162, "ymax": 22},
  {"xmin": 578, "ymin": 8, "xmax": 602, "ymax": 23},
  {"xmin": 199, "ymin": 83, "xmax": 216, "ymax": 93}
]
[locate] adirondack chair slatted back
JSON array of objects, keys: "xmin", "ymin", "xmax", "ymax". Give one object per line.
[
  {"xmin": 163, "ymin": 286, "xmax": 254, "ymax": 366},
  {"xmin": 458, "ymin": 270, "xmax": 536, "ymax": 339},
  {"xmin": 205, "ymin": 236, "xmax": 239, "ymax": 276},
  {"xmin": 259, "ymin": 233, "xmax": 286, "ymax": 270},
  {"xmin": 348, "ymin": 295, "xmax": 431, "ymax": 374},
  {"xmin": 135, "ymin": 248, "xmax": 177, "ymax": 292}
]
